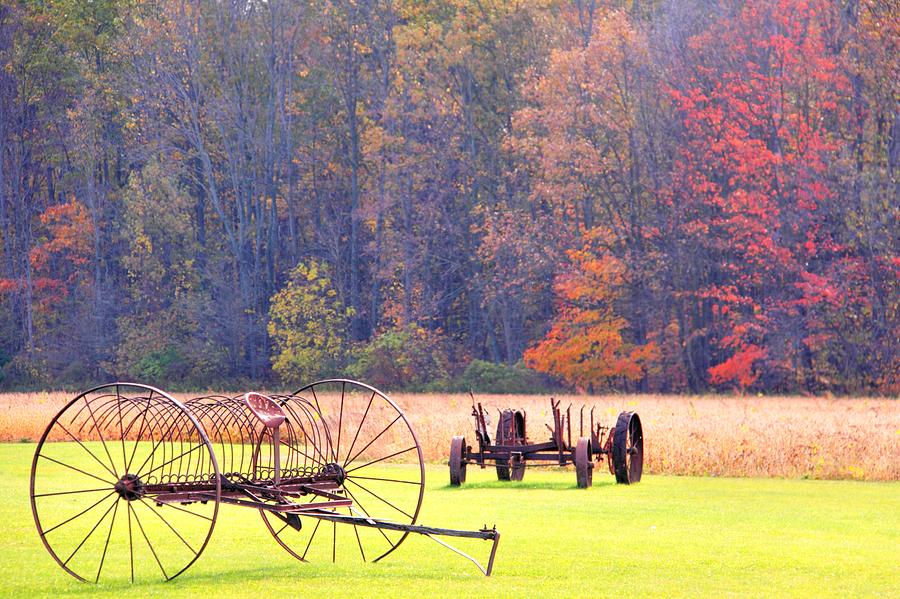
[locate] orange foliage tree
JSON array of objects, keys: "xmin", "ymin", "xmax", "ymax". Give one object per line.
[
  {"xmin": 524, "ymin": 229, "xmax": 658, "ymax": 390},
  {"xmin": 29, "ymin": 199, "xmax": 94, "ymax": 315}
]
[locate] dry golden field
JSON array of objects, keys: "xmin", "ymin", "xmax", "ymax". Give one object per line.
[{"xmin": 2, "ymin": 390, "xmax": 897, "ymax": 481}]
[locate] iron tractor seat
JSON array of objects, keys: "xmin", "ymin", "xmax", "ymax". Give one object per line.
[{"xmin": 244, "ymin": 391, "xmax": 286, "ymax": 428}]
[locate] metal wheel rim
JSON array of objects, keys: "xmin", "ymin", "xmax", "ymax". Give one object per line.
[
  {"xmin": 260, "ymin": 379, "xmax": 425, "ymax": 564},
  {"xmin": 627, "ymin": 414, "xmax": 643, "ymax": 482},
  {"xmin": 575, "ymin": 438, "xmax": 592, "ymax": 488},
  {"xmin": 449, "ymin": 436, "xmax": 466, "ymax": 485},
  {"xmin": 613, "ymin": 411, "xmax": 638, "ymax": 484},
  {"xmin": 30, "ymin": 382, "xmax": 220, "ymax": 583}
]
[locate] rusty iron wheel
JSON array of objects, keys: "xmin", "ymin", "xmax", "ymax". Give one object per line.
[
  {"xmin": 575, "ymin": 438, "xmax": 593, "ymax": 488},
  {"xmin": 496, "ymin": 455, "xmax": 524, "ymax": 481},
  {"xmin": 612, "ymin": 412, "xmax": 643, "ymax": 484},
  {"xmin": 260, "ymin": 379, "xmax": 425, "ymax": 564},
  {"xmin": 509, "ymin": 454, "xmax": 525, "ymax": 481},
  {"xmin": 30, "ymin": 383, "xmax": 220, "ymax": 583},
  {"xmin": 495, "ymin": 459, "xmax": 511, "ymax": 481},
  {"xmin": 449, "ymin": 436, "xmax": 467, "ymax": 486}
]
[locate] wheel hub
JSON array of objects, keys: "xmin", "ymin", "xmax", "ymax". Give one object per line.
[
  {"xmin": 114, "ymin": 473, "xmax": 144, "ymax": 501},
  {"xmin": 322, "ymin": 462, "xmax": 347, "ymax": 486}
]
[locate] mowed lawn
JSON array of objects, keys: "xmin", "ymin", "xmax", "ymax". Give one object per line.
[{"xmin": 2, "ymin": 443, "xmax": 897, "ymax": 598}]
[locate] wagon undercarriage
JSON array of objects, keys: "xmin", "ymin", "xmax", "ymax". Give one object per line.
[{"xmin": 450, "ymin": 398, "xmax": 644, "ymax": 488}]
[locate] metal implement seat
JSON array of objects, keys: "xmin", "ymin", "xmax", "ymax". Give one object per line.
[{"xmin": 244, "ymin": 392, "xmax": 286, "ymax": 428}]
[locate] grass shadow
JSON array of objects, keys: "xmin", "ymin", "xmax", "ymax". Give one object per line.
[{"xmin": 437, "ymin": 478, "xmax": 616, "ymax": 491}]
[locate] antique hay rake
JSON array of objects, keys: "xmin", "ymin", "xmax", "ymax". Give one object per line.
[
  {"xmin": 449, "ymin": 397, "xmax": 643, "ymax": 488},
  {"xmin": 30, "ymin": 380, "xmax": 499, "ymax": 582}
]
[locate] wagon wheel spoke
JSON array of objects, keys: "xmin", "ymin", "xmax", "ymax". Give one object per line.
[
  {"xmin": 332, "ymin": 521, "xmax": 337, "ymax": 563},
  {"xmin": 116, "ymin": 385, "xmax": 129, "ymax": 477},
  {"xmin": 138, "ymin": 498, "xmax": 199, "ymax": 555},
  {"xmin": 260, "ymin": 486, "xmax": 330, "ymax": 562},
  {"xmin": 52, "ymin": 420, "xmax": 119, "ymax": 480},
  {"xmin": 33, "ymin": 487, "xmax": 112, "ymax": 499},
  {"xmin": 125, "ymin": 390, "xmax": 155, "ymax": 474},
  {"xmin": 95, "ymin": 499, "xmax": 119, "ymax": 583},
  {"xmin": 277, "ymin": 438, "xmax": 328, "ymax": 469},
  {"xmin": 345, "ymin": 478, "xmax": 415, "ymax": 520},
  {"xmin": 342, "ymin": 415, "xmax": 403, "ymax": 469},
  {"xmin": 43, "ymin": 491, "xmax": 117, "ymax": 535},
  {"xmin": 301, "ymin": 518, "xmax": 323, "ymax": 561},
  {"xmin": 343, "ymin": 484, "xmax": 398, "ymax": 549},
  {"xmin": 336, "ymin": 382, "xmax": 345, "ymax": 464},
  {"xmin": 127, "ymin": 499, "xmax": 135, "ymax": 583},
  {"xmin": 82, "ymin": 394, "xmax": 120, "ymax": 478},
  {"xmin": 154, "ymin": 501, "xmax": 215, "ymax": 522},
  {"xmin": 136, "ymin": 444, "xmax": 206, "ymax": 479},
  {"xmin": 37, "ymin": 454, "xmax": 116, "ymax": 487},
  {"xmin": 130, "ymin": 502, "xmax": 169, "ymax": 580},
  {"xmin": 130, "ymin": 413, "xmax": 189, "ymax": 479},
  {"xmin": 347, "ymin": 474, "xmax": 422, "ymax": 486},
  {"xmin": 309, "ymin": 387, "xmax": 338, "ymax": 464},
  {"xmin": 352, "ymin": 515, "xmax": 366, "ymax": 562},
  {"xmin": 63, "ymin": 497, "xmax": 118, "ymax": 567},
  {"xmin": 345, "ymin": 445, "xmax": 418, "ymax": 474},
  {"xmin": 342, "ymin": 391, "xmax": 376, "ymax": 469}
]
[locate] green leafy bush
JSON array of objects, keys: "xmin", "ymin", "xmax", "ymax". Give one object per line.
[
  {"xmin": 346, "ymin": 326, "xmax": 454, "ymax": 391},
  {"xmin": 133, "ymin": 347, "xmax": 187, "ymax": 383},
  {"xmin": 453, "ymin": 359, "xmax": 549, "ymax": 394}
]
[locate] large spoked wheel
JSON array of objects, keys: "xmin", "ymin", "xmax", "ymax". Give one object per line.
[
  {"xmin": 260, "ymin": 379, "xmax": 425, "ymax": 564},
  {"xmin": 30, "ymin": 383, "xmax": 220, "ymax": 582},
  {"xmin": 575, "ymin": 438, "xmax": 593, "ymax": 488},
  {"xmin": 612, "ymin": 411, "xmax": 643, "ymax": 484},
  {"xmin": 449, "ymin": 436, "xmax": 467, "ymax": 486}
]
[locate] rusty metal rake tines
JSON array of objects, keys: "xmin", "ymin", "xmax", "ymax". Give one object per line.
[{"xmin": 30, "ymin": 380, "xmax": 501, "ymax": 583}]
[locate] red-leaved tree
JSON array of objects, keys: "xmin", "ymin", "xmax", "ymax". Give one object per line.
[{"xmin": 665, "ymin": 0, "xmax": 850, "ymax": 391}]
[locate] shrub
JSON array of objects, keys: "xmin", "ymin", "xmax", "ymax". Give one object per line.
[
  {"xmin": 346, "ymin": 326, "xmax": 454, "ymax": 391},
  {"xmin": 454, "ymin": 359, "xmax": 549, "ymax": 394},
  {"xmin": 132, "ymin": 347, "xmax": 187, "ymax": 383}
]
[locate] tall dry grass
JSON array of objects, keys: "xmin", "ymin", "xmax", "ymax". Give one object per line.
[{"xmin": 2, "ymin": 390, "xmax": 897, "ymax": 481}]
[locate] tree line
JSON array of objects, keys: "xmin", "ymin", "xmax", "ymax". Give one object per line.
[{"xmin": 0, "ymin": 0, "xmax": 897, "ymax": 394}]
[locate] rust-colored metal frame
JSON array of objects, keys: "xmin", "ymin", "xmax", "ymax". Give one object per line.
[
  {"xmin": 30, "ymin": 380, "xmax": 500, "ymax": 584},
  {"xmin": 450, "ymin": 396, "xmax": 643, "ymax": 488}
]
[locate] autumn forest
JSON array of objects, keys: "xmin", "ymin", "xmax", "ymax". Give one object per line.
[{"xmin": 0, "ymin": 0, "xmax": 897, "ymax": 394}]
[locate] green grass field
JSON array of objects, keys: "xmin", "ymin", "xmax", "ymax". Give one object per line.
[{"xmin": 2, "ymin": 443, "xmax": 898, "ymax": 598}]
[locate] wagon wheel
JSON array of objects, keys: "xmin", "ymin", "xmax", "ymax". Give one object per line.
[
  {"xmin": 495, "ymin": 455, "xmax": 525, "ymax": 481},
  {"xmin": 30, "ymin": 383, "xmax": 220, "ymax": 582},
  {"xmin": 575, "ymin": 438, "xmax": 593, "ymax": 488},
  {"xmin": 612, "ymin": 412, "xmax": 643, "ymax": 484},
  {"xmin": 510, "ymin": 454, "xmax": 525, "ymax": 481},
  {"xmin": 449, "ymin": 436, "xmax": 467, "ymax": 486},
  {"xmin": 260, "ymin": 379, "xmax": 425, "ymax": 564}
]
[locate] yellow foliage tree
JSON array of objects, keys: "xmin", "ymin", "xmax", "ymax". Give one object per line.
[{"xmin": 268, "ymin": 261, "xmax": 354, "ymax": 385}]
